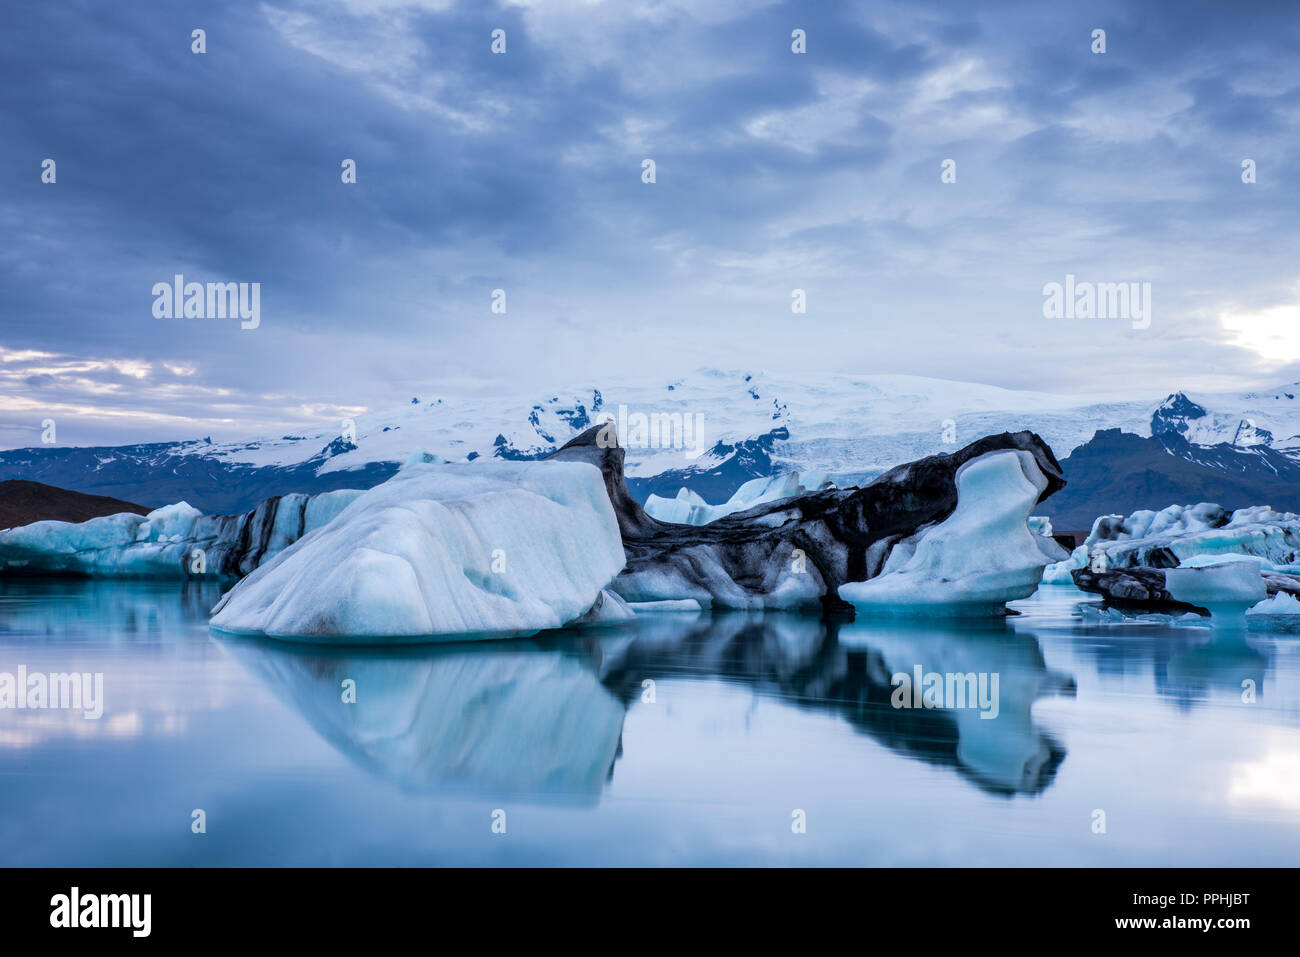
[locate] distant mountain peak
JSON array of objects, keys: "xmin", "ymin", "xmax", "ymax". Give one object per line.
[
  {"xmin": 1151, "ymin": 391, "xmax": 1273, "ymax": 448},
  {"xmin": 1151, "ymin": 392, "xmax": 1208, "ymax": 436}
]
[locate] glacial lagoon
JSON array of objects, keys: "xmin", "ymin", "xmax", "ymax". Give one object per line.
[{"xmin": 1, "ymin": 579, "xmax": 1298, "ymax": 866}]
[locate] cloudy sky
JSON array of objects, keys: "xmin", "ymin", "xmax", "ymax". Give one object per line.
[{"xmin": 2, "ymin": 0, "xmax": 1299, "ymax": 449}]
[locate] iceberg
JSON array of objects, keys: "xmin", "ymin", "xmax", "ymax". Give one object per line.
[
  {"xmin": 1055, "ymin": 501, "xmax": 1300, "ymax": 613},
  {"xmin": 550, "ymin": 424, "xmax": 1067, "ymax": 614},
  {"xmin": 1164, "ymin": 556, "xmax": 1266, "ymax": 628},
  {"xmin": 642, "ymin": 487, "xmax": 708, "ymax": 524},
  {"xmin": 1247, "ymin": 591, "xmax": 1300, "ymax": 633},
  {"xmin": 1248, "ymin": 591, "xmax": 1300, "ymax": 616},
  {"xmin": 210, "ymin": 460, "xmax": 626, "ymax": 640},
  {"xmin": 643, "ymin": 470, "xmax": 833, "ymax": 525},
  {"xmin": 1044, "ymin": 502, "xmax": 1300, "ymax": 583},
  {"xmin": 839, "ymin": 450, "xmax": 1067, "ymax": 615},
  {"xmin": 0, "ymin": 490, "xmax": 362, "ymax": 579}
]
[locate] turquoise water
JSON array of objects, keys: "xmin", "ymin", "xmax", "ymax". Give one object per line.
[{"xmin": 1, "ymin": 579, "xmax": 1298, "ymax": 866}]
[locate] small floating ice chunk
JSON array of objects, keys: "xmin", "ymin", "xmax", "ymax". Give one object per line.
[
  {"xmin": 1248, "ymin": 592, "xmax": 1300, "ymax": 616},
  {"xmin": 1165, "ymin": 556, "xmax": 1266, "ymax": 628},
  {"xmin": 1246, "ymin": 590, "xmax": 1300, "ymax": 633}
]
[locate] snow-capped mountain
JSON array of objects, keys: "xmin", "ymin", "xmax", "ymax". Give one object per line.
[
  {"xmin": 1150, "ymin": 390, "xmax": 1290, "ymax": 448},
  {"xmin": 5, "ymin": 368, "xmax": 1300, "ymax": 518}
]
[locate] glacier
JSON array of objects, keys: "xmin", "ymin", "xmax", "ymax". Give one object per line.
[
  {"xmin": 0, "ymin": 490, "xmax": 361, "ymax": 578},
  {"xmin": 209, "ymin": 459, "xmax": 626, "ymax": 640}
]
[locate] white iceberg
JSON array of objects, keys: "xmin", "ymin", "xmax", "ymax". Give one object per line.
[
  {"xmin": 210, "ymin": 460, "xmax": 626, "ymax": 640},
  {"xmin": 1165, "ymin": 556, "xmax": 1266, "ymax": 628},
  {"xmin": 839, "ymin": 450, "xmax": 1066, "ymax": 616},
  {"xmin": 643, "ymin": 470, "xmax": 833, "ymax": 525},
  {"xmin": 1044, "ymin": 502, "xmax": 1300, "ymax": 583},
  {"xmin": 1248, "ymin": 591, "xmax": 1300, "ymax": 616},
  {"xmin": 1247, "ymin": 591, "xmax": 1300, "ymax": 633}
]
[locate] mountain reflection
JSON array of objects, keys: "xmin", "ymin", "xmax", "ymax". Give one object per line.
[{"xmin": 221, "ymin": 611, "xmax": 1079, "ymax": 801}]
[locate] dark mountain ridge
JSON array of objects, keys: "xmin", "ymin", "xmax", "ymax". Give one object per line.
[{"xmin": 0, "ymin": 480, "xmax": 149, "ymax": 529}]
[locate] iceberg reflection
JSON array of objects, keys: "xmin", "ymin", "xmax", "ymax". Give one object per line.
[
  {"xmin": 224, "ymin": 610, "xmax": 1075, "ymax": 801},
  {"xmin": 600, "ymin": 614, "xmax": 1075, "ymax": 796},
  {"xmin": 834, "ymin": 620, "xmax": 1075, "ymax": 795},
  {"xmin": 220, "ymin": 637, "xmax": 626, "ymax": 801}
]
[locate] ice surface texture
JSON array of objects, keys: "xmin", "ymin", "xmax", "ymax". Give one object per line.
[
  {"xmin": 643, "ymin": 470, "xmax": 833, "ymax": 525},
  {"xmin": 210, "ymin": 460, "xmax": 625, "ymax": 640}
]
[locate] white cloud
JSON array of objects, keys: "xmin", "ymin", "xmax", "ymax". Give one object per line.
[
  {"xmin": 1221, "ymin": 289, "xmax": 1300, "ymax": 362},
  {"xmin": 260, "ymin": 1, "xmax": 505, "ymax": 129}
]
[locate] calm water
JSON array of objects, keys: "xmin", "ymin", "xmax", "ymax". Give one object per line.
[{"xmin": 1, "ymin": 579, "xmax": 1298, "ymax": 866}]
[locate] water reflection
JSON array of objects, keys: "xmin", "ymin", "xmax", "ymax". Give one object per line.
[
  {"xmin": 835, "ymin": 620, "xmax": 1074, "ymax": 795},
  {"xmin": 595, "ymin": 614, "xmax": 1074, "ymax": 796},
  {"xmin": 1163, "ymin": 631, "xmax": 1270, "ymax": 708},
  {"xmin": 221, "ymin": 611, "xmax": 1078, "ymax": 801},
  {"xmin": 220, "ymin": 637, "xmax": 626, "ymax": 802},
  {"xmin": 4, "ymin": 580, "xmax": 1299, "ymax": 865},
  {"xmin": 0, "ymin": 578, "xmax": 224, "ymax": 641},
  {"xmin": 1012, "ymin": 588, "xmax": 1279, "ymax": 711}
]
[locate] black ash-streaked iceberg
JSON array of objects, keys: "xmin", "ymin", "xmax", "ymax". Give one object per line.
[
  {"xmin": 551, "ymin": 424, "xmax": 1068, "ymax": 617},
  {"xmin": 839, "ymin": 450, "xmax": 1067, "ymax": 616}
]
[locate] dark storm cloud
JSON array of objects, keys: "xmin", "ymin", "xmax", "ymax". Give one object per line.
[{"xmin": 1, "ymin": 0, "xmax": 1299, "ymax": 447}]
